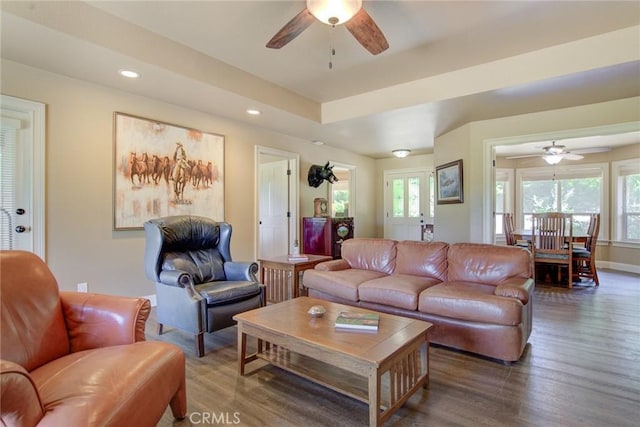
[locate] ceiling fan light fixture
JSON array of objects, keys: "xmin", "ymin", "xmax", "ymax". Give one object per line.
[
  {"xmin": 307, "ymin": 0, "xmax": 362, "ymax": 26},
  {"xmin": 392, "ymin": 149, "xmax": 411, "ymax": 158},
  {"xmin": 544, "ymin": 154, "xmax": 563, "ymax": 165}
]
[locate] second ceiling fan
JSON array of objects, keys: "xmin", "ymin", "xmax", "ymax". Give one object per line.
[
  {"xmin": 266, "ymin": 0, "xmax": 389, "ymax": 55},
  {"xmin": 506, "ymin": 141, "xmax": 610, "ymax": 165}
]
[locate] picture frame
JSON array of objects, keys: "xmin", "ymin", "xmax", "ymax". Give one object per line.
[
  {"xmin": 435, "ymin": 159, "xmax": 463, "ymax": 204},
  {"xmin": 113, "ymin": 112, "xmax": 224, "ymax": 230}
]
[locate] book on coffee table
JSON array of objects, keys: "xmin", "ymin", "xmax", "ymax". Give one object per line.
[{"xmin": 335, "ymin": 311, "xmax": 380, "ymax": 331}]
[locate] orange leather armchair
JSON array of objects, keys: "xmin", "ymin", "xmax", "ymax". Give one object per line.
[{"xmin": 0, "ymin": 251, "xmax": 187, "ymax": 426}]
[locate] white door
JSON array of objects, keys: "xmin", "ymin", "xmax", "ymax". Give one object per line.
[
  {"xmin": 384, "ymin": 170, "xmax": 430, "ymax": 241},
  {"xmin": 0, "ymin": 95, "xmax": 45, "ymax": 258},
  {"xmin": 256, "ymin": 147, "xmax": 299, "ymax": 259}
]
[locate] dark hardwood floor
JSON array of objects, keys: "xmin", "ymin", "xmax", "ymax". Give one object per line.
[{"xmin": 153, "ymin": 270, "xmax": 640, "ymax": 426}]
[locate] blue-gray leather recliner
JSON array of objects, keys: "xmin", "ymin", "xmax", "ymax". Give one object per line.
[{"xmin": 144, "ymin": 215, "xmax": 265, "ymax": 357}]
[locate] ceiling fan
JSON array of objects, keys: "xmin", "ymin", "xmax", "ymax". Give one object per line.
[
  {"xmin": 506, "ymin": 141, "xmax": 610, "ymax": 165},
  {"xmin": 266, "ymin": 0, "xmax": 389, "ymax": 55}
]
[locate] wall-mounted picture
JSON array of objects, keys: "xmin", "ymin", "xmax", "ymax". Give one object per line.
[
  {"xmin": 436, "ymin": 159, "xmax": 463, "ymax": 204},
  {"xmin": 113, "ymin": 112, "xmax": 224, "ymax": 230}
]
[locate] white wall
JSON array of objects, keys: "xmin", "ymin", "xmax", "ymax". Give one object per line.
[{"xmin": 1, "ymin": 60, "xmax": 377, "ymax": 297}]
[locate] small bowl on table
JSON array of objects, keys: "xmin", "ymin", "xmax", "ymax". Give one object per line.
[{"xmin": 308, "ymin": 305, "xmax": 326, "ymax": 319}]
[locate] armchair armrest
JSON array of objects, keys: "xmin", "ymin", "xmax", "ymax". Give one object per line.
[
  {"xmin": 60, "ymin": 292, "xmax": 151, "ymax": 353},
  {"xmin": 1, "ymin": 360, "xmax": 45, "ymax": 426},
  {"xmin": 224, "ymin": 261, "xmax": 259, "ymax": 282},
  {"xmin": 494, "ymin": 278, "xmax": 534, "ymax": 305},
  {"xmin": 314, "ymin": 259, "xmax": 350, "ymax": 271},
  {"xmin": 159, "ymin": 270, "xmax": 193, "ymax": 287}
]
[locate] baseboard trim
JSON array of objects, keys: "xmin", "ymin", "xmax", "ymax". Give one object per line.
[
  {"xmin": 598, "ymin": 261, "xmax": 640, "ymax": 275},
  {"xmin": 142, "ymin": 294, "xmax": 157, "ymax": 307}
]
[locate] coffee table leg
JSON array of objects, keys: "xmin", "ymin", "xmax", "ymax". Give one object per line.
[
  {"xmin": 368, "ymin": 369, "xmax": 381, "ymax": 427},
  {"xmin": 237, "ymin": 325, "xmax": 247, "ymax": 376}
]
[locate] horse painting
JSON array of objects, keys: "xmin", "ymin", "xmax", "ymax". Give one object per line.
[
  {"xmin": 173, "ymin": 162, "xmax": 190, "ymax": 202},
  {"xmin": 129, "ymin": 152, "xmax": 147, "ymax": 185}
]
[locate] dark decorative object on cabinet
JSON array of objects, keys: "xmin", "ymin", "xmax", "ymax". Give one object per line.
[
  {"xmin": 307, "ymin": 162, "xmax": 339, "ymax": 188},
  {"xmin": 302, "ymin": 217, "xmax": 354, "ymax": 259}
]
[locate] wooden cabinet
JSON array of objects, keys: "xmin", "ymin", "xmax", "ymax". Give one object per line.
[{"xmin": 302, "ymin": 217, "xmax": 354, "ymax": 259}]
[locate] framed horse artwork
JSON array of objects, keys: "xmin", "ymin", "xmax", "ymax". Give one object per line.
[{"xmin": 113, "ymin": 112, "xmax": 224, "ymax": 230}]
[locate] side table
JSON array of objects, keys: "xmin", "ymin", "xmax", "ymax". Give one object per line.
[{"xmin": 258, "ymin": 254, "xmax": 333, "ymax": 303}]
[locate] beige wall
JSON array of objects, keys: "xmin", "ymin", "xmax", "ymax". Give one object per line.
[
  {"xmin": 1, "ymin": 60, "xmax": 376, "ymax": 297},
  {"xmin": 433, "ymin": 124, "xmax": 472, "ymax": 243}
]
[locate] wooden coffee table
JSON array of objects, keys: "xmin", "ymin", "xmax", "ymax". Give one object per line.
[{"xmin": 234, "ymin": 297, "xmax": 433, "ymax": 426}]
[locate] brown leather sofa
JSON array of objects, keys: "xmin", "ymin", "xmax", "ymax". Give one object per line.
[
  {"xmin": 0, "ymin": 251, "xmax": 187, "ymax": 426},
  {"xmin": 303, "ymin": 239, "xmax": 534, "ymax": 362}
]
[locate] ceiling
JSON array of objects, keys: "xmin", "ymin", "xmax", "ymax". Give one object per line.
[{"xmin": 1, "ymin": 1, "xmax": 639, "ymax": 158}]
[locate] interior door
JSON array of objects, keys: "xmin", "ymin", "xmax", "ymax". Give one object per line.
[
  {"xmin": 384, "ymin": 170, "xmax": 429, "ymax": 241},
  {"xmin": 0, "ymin": 95, "xmax": 45, "ymax": 258},
  {"xmin": 258, "ymin": 158, "xmax": 290, "ymax": 258}
]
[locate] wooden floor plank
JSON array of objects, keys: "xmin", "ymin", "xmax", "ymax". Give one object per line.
[{"xmin": 153, "ymin": 269, "xmax": 640, "ymax": 426}]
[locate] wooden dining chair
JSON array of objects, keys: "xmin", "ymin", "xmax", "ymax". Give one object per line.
[
  {"xmin": 573, "ymin": 213, "xmax": 600, "ymax": 285},
  {"xmin": 531, "ymin": 213, "xmax": 574, "ymax": 288},
  {"xmin": 503, "ymin": 213, "xmax": 517, "ymax": 246}
]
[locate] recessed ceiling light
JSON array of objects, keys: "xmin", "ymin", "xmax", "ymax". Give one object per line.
[
  {"xmin": 246, "ymin": 109, "xmax": 262, "ymax": 116},
  {"xmin": 312, "ymin": 140, "xmax": 324, "ymax": 145},
  {"xmin": 119, "ymin": 69, "xmax": 140, "ymax": 79}
]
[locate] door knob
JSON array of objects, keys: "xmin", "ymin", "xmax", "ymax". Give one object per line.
[
  {"xmin": 15, "ymin": 225, "xmax": 30, "ymax": 233},
  {"xmin": 16, "ymin": 208, "xmax": 25, "ymax": 215}
]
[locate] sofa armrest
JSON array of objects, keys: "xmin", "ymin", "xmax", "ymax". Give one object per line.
[
  {"xmin": 494, "ymin": 278, "xmax": 534, "ymax": 305},
  {"xmin": 60, "ymin": 292, "xmax": 151, "ymax": 353},
  {"xmin": 314, "ymin": 259, "xmax": 350, "ymax": 271},
  {"xmin": 224, "ymin": 261, "xmax": 259, "ymax": 282},
  {"xmin": 1, "ymin": 359, "xmax": 45, "ymax": 426}
]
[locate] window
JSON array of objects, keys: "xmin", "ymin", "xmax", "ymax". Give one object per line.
[
  {"xmin": 384, "ymin": 169, "xmax": 432, "ymax": 241},
  {"xmin": 0, "ymin": 121, "xmax": 18, "ymax": 249},
  {"xmin": 329, "ymin": 163, "xmax": 355, "ymax": 218},
  {"xmin": 612, "ymin": 159, "xmax": 640, "ymax": 243},
  {"xmin": 516, "ymin": 163, "xmax": 608, "ymax": 239},
  {"xmin": 495, "ymin": 168, "xmax": 514, "ymax": 239}
]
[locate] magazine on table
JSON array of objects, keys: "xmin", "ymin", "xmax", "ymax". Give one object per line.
[{"xmin": 334, "ymin": 311, "xmax": 380, "ymax": 331}]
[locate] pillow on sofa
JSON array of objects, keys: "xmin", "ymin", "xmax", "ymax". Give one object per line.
[
  {"xmin": 395, "ymin": 241, "xmax": 448, "ymax": 281},
  {"xmin": 447, "ymin": 243, "xmax": 531, "ymax": 286},
  {"xmin": 342, "ymin": 238, "xmax": 397, "ymax": 274}
]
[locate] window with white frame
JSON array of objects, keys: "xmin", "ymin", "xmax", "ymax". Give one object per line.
[
  {"xmin": 495, "ymin": 168, "xmax": 514, "ymax": 238},
  {"xmin": 612, "ymin": 159, "xmax": 640, "ymax": 243},
  {"xmin": 516, "ymin": 163, "xmax": 608, "ymax": 238}
]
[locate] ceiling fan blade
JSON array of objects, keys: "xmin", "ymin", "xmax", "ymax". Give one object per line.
[
  {"xmin": 572, "ymin": 147, "xmax": 611, "ymax": 155},
  {"xmin": 266, "ymin": 8, "xmax": 315, "ymax": 49},
  {"xmin": 345, "ymin": 8, "xmax": 389, "ymax": 55},
  {"xmin": 505, "ymin": 154, "xmax": 541, "ymax": 160},
  {"xmin": 561, "ymin": 153, "xmax": 584, "ymax": 160}
]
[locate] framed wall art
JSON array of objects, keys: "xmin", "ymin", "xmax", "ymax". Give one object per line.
[
  {"xmin": 113, "ymin": 112, "xmax": 224, "ymax": 230},
  {"xmin": 435, "ymin": 159, "xmax": 463, "ymax": 204}
]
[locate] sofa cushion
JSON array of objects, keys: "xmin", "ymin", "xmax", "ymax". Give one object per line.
[
  {"xmin": 396, "ymin": 241, "xmax": 448, "ymax": 281},
  {"xmin": 341, "ymin": 238, "xmax": 397, "ymax": 274},
  {"xmin": 29, "ymin": 341, "xmax": 184, "ymax": 427},
  {"xmin": 0, "ymin": 251, "xmax": 70, "ymax": 372},
  {"xmin": 196, "ymin": 281, "xmax": 262, "ymax": 305},
  {"xmin": 359, "ymin": 274, "xmax": 442, "ymax": 310},
  {"xmin": 303, "ymin": 269, "xmax": 387, "ymax": 301},
  {"xmin": 447, "ymin": 243, "xmax": 532, "ymax": 285},
  {"xmin": 418, "ymin": 282, "xmax": 523, "ymax": 326}
]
